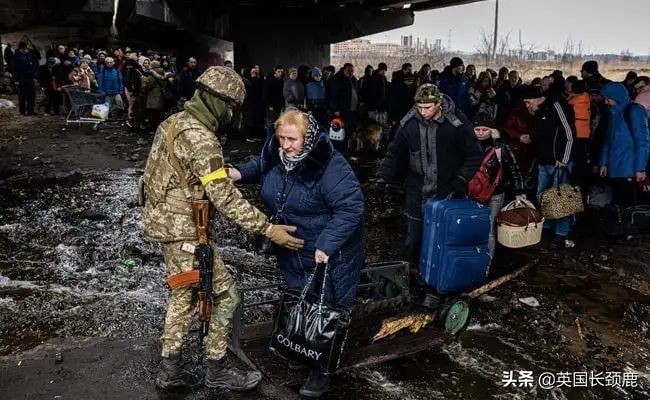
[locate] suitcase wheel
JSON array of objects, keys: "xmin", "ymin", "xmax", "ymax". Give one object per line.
[{"xmin": 444, "ymin": 300, "xmax": 470, "ymax": 335}]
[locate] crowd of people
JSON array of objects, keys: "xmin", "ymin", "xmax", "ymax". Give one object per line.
[
  {"xmin": 3, "ymin": 42, "xmax": 198, "ymax": 130},
  {"xmin": 5, "ymin": 38, "xmax": 650, "ymax": 397}
]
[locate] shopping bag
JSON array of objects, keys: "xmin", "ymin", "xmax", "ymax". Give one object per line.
[
  {"xmin": 540, "ymin": 168, "xmax": 584, "ymax": 219},
  {"xmin": 91, "ymin": 102, "xmax": 110, "ymax": 120},
  {"xmin": 269, "ymin": 261, "xmax": 351, "ymax": 373}
]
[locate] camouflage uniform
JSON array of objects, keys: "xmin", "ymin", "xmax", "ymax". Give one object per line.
[{"xmin": 141, "ymin": 68, "xmax": 270, "ymax": 362}]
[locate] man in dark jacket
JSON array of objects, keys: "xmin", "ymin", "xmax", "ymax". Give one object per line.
[
  {"xmin": 366, "ymin": 62, "xmax": 389, "ymax": 125},
  {"xmin": 3, "ymin": 44, "xmax": 14, "ymax": 75},
  {"xmin": 264, "ymin": 65, "xmax": 285, "ymax": 138},
  {"xmin": 328, "ymin": 63, "xmax": 359, "ymax": 152},
  {"xmin": 179, "ymin": 57, "xmax": 202, "ymax": 99},
  {"xmin": 387, "ymin": 72, "xmax": 416, "ymax": 139},
  {"xmin": 581, "ymin": 60, "xmax": 611, "ymax": 94},
  {"xmin": 438, "ymin": 57, "xmax": 471, "ymax": 115},
  {"xmin": 379, "ymin": 83, "xmax": 483, "ymax": 263},
  {"xmin": 13, "ymin": 42, "xmax": 38, "ymax": 115},
  {"xmin": 521, "ymin": 79, "xmax": 576, "ymax": 249}
]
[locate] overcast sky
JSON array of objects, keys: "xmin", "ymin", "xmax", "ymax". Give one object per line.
[{"xmin": 363, "ymin": 0, "xmax": 650, "ymax": 55}]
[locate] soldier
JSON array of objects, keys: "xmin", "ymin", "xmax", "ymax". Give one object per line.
[{"xmin": 140, "ymin": 66, "xmax": 304, "ymax": 391}]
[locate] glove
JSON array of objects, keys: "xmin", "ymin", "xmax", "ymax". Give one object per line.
[
  {"xmin": 264, "ymin": 224, "xmax": 304, "ymax": 251},
  {"xmin": 451, "ymin": 177, "xmax": 468, "ymax": 198}
]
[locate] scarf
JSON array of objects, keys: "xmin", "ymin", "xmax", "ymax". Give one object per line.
[
  {"xmin": 183, "ymin": 89, "xmax": 228, "ymax": 132},
  {"xmin": 279, "ymin": 112, "xmax": 320, "ymax": 172}
]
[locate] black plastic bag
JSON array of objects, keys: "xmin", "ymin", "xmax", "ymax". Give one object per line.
[{"xmin": 269, "ymin": 261, "xmax": 351, "ymax": 373}]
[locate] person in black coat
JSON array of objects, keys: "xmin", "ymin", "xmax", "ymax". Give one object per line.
[
  {"xmin": 366, "ymin": 63, "xmax": 389, "ymax": 121},
  {"xmin": 264, "ymin": 65, "xmax": 285, "ymax": 127},
  {"xmin": 179, "ymin": 57, "xmax": 202, "ymax": 99},
  {"xmin": 387, "ymin": 72, "xmax": 416, "ymax": 141},
  {"xmin": 378, "ymin": 84, "xmax": 483, "ymax": 263},
  {"xmin": 13, "ymin": 42, "xmax": 38, "ymax": 115},
  {"xmin": 241, "ymin": 67, "xmax": 265, "ymax": 142},
  {"xmin": 37, "ymin": 57, "xmax": 60, "ymax": 115},
  {"xmin": 328, "ymin": 63, "xmax": 359, "ymax": 153}
]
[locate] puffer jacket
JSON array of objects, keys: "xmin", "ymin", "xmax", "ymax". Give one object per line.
[
  {"xmin": 97, "ymin": 66, "xmax": 124, "ymax": 96},
  {"xmin": 599, "ymin": 83, "xmax": 650, "ymax": 178},
  {"xmin": 568, "ymin": 92, "xmax": 591, "ymax": 139},
  {"xmin": 236, "ymin": 130, "xmax": 364, "ymax": 307}
]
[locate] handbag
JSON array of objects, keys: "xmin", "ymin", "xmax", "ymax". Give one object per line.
[
  {"xmin": 468, "ymin": 147, "xmax": 503, "ymax": 203},
  {"xmin": 540, "ymin": 168, "xmax": 584, "ymax": 219},
  {"xmin": 269, "ymin": 259, "xmax": 351, "ymax": 373},
  {"xmin": 497, "ymin": 198, "xmax": 544, "ymax": 248}
]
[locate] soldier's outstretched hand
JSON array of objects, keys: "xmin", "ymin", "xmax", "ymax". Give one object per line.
[{"xmin": 265, "ymin": 224, "xmax": 304, "ymax": 250}]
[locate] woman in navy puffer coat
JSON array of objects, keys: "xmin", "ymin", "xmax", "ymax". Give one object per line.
[{"xmin": 231, "ymin": 109, "xmax": 365, "ymax": 308}]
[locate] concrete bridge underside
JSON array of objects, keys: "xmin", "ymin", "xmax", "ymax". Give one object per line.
[{"xmin": 1, "ymin": 0, "xmax": 483, "ymax": 70}]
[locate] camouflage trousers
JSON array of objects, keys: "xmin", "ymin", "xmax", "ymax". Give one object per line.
[{"xmin": 160, "ymin": 240, "xmax": 240, "ymax": 361}]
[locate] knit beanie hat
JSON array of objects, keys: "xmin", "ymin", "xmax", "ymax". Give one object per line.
[
  {"xmin": 450, "ymin": 57, "xmax": 464, "ymax": 69},
  {"xmin": 581, "ymin": 61, "xmax": 599, "ymax": 75},
  {"xmin": 311, "ymin": 67, "xmax": 322, "ymax": 77},
  {"xmin": 472, "ymin": 108, "xmax": 496, "ymax": 128}
]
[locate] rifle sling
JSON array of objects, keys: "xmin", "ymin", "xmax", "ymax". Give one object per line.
[{"xmin": 167, "ymin": 269, "xmax": 200, "ymax": 289}]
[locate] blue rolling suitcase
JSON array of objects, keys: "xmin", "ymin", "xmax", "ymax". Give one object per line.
[{"xmin": 420, "ymin": 198, "xmax": 491, "ymax": 294}]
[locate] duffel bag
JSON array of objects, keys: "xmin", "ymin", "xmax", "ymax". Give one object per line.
[{"xmin": 540, "ymin": 168, "xmax": 584, "ymax": 219}]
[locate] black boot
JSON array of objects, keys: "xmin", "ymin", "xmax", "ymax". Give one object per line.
[
  {"xmin": 155, "ymin": 354, "xmax": 200, "ymax": 390},
  {"xmin": 299, "ymin": 369, "xmax": 331, "ymax": 398},
  {"xmin": 204, "ymin": 358, "xmax": 262, "ymax": 391}
]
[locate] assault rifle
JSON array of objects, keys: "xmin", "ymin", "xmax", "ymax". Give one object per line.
[{"xmin": 192, "ymin": 200, "xmax": 213, "ymax": 338}]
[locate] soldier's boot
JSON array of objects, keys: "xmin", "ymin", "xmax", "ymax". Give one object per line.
[
  {"xmin": 155, "ymin": 354, "xmax": 201, "ymax": 390},
  {"xmin": 204, "ymin": 358, "xmax": 262, "ymax": 391}
]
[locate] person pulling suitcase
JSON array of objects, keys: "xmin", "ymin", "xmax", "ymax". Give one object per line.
[{"xmin": 375, "ymin": 84, "xmax": 483, "ymax": 306}]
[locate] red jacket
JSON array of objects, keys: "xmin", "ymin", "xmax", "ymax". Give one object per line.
[{"xmin": 503, "ymin": 102, "xmax": 535, "ymax": 174}]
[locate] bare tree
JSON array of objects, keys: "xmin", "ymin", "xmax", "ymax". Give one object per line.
[{"xmin": 476, "ymin": 28, "xmax": 494, "ymax": 68}]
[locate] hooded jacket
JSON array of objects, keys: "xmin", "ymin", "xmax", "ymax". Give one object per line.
[
  {"xmin": 236, "ymin": 129, "xmax": 364, "ymax": 307},
  {"xmin": 599, "ymin": 83, "xmax": 650, "ymax": 177},
  {"xmin": 379, "ymin": 95, "xmax": 483, "ymax": 219},
  {"xmin": 438, "ymin": 72, "xmax": 471, "ymax": 115},
  {"xmin": 97, "ymin": 65, "xmax": 124, "ymax": 96}
]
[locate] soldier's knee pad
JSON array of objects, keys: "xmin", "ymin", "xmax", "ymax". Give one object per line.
[{"xmin": 213, "ymin": 283, "xmax": 240, "ymax": 327}]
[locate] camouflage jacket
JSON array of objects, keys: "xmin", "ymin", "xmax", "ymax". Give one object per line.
[{"xmin": 140, "ymin": 110, "xmax": 269, "ymax": 242}]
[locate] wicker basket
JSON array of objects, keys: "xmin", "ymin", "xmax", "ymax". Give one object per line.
[{"xmin": 497, "ymin": 199, "xmax": 544, "ymax": 249}]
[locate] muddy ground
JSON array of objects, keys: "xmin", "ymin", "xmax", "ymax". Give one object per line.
[{"xmin": 0, "ymin": 94, "xmax": 649, "ymax": 399}]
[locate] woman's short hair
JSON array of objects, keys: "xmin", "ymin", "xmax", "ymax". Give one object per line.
[{"xmin": 275, "ymin": 108, "xmax": 309, "ymax": 137}]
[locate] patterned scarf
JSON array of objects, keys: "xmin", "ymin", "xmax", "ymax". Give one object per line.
[{"xmin": 279, "ymin": 112, "xmax": 320, "ymax": 172}]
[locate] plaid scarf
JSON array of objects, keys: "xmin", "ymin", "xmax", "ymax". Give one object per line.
[{"xmin": 279, "ymin": 112, "xmax": 320, "ymax": 172}]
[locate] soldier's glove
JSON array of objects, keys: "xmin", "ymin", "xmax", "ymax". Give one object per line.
[{"xmin": 264, "ymin": 224, "xmax": 304, "ymax": 251}]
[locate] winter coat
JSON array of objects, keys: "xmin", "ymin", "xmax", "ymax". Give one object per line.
[
  {"xmin": 242, "ymin": 76, "xmax": 265, "ymax": 128},
  {"xmin": 530, "ymin": 95, "xmax": 575, "ymax": 166},
  {"xmin": 438, "ymin": 72, "xmax": 471, "ymax": 115},
  {"xmin": 387, "ymin": 79, "xmax": 415, "ymax": 123},
  {"xmin": 141, "ymin": 71, "xmax": 165, "ymax": 110},
  {"xmin": 379, "ymin": 95, "xmax": 483, "ymax": 219},
  {"xmin": 13, "ymin": 50, "xmax": 38, "ymax": 83},
  {"xmin": 265, "ymin": 75, "xmax": 285, "ymax": 111},
  {"xmin": 236, "ymin": 132, "xmax": 365, "ymax": 307},
  {"xmin": 179, "ymin": 67, "xmax": 202, "ymax": 99},
  {"xmin": 53, "ymin": 64, "xmax": 73, "ymax": 88},
  {"xmin": 328, "ymin": 70, "xmax": 359, "ymax": 114},
  {"xmin": 477, "ymin": 139, "xmax": 524, "ymax": 196},
  {"xmin": 37, "ymin": 64, "xmax": 55, "ymax": 92},
  {"xmin": 97, "ymin": 66, "xmax": 124, "ymax": 96},
  {"xmin": 366, "ymin": 71, "xmax": 389, "ymax": 112},
  {"xmin": 502, "ymin": 102, "xmax": 536, "ymax": 174},
  {"xmin": 568, "ymin": 92, "xmax": 591, "ymax": 139},
  {"xmin": 305, "ymin": 80, "xmax": 327, "ymax": 108},
  {"xmin": 599, "ymin": 83, "xmax": 650, "ymax": 178},
  {"xmin": 283, "ymin": 79, "xmax": 305, "ymax": 108},
  {"xmin": 123, "ymin": 60, "xmax": 142, "ymax": 95}
]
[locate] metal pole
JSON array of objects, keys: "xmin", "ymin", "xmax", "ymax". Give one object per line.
[{"xmin": 492, "ymin": 0, "xmax": 499, "ymax": 60}]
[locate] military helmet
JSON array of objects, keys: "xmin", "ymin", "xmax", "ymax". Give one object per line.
[
  {"xmin": 414, "ymin": 83, "xmax": 442, "ymax": 104},
  {"xmin": 196, "ymin": 66, "xmax": 246, "ymax": 106}
]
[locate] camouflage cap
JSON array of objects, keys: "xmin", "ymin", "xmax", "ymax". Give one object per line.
[
  {"xmin": 196, "ymin": 66, "xmax": 246, "ymax": 106},
  {"xmin": 414, "ymin": 83, "xmax": 442, "ymax": 104}
]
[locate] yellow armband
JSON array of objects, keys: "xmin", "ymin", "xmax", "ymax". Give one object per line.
[{"xmin": 199, "ymin": 167, "xmax": 228, "ymax": 186}]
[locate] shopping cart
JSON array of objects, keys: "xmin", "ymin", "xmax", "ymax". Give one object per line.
[{"xmin": 63, "ymin": 87, "xmax": 107, "ymax": 130}]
